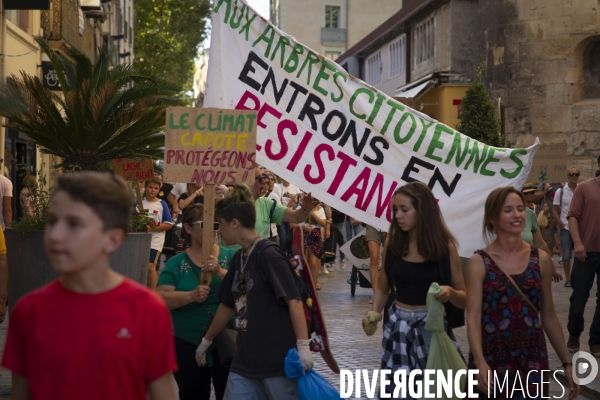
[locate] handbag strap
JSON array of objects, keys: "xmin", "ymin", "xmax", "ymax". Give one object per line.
[
  {"xmin": 184, "ymin": 250, "xmax": 202, "ymax": 285},
  {"xmin": 484, "ymin": 251, "xmax": 539, "ymax": 315},
  {"xmin": 183, "ymin": 251, "xmax": 213, "ymax": 322}
]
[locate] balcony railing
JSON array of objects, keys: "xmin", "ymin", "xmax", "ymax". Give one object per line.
[
  {"xmin": 41, "ymin": 0, "xmax": 96, "ymax": 59},
  {"xmin": 321, "ymin": 27, "xmax": 347, "ymax": 44}
]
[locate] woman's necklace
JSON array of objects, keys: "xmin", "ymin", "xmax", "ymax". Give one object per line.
[{"xmin": 240, "ymin": 236, "xmax": 261, "ymax": 273}]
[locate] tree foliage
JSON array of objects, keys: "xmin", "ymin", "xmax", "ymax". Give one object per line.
[
  {"xmin": 134, "ymin": 0, "xmax": 211, "ymax": 92},
  {"xmin": 456, "ymin": 81, "xmax": 507, "ymax": 147},
  {"xmin": 0, "ymin": 37, "xmax": 182, "ymax": 172}
]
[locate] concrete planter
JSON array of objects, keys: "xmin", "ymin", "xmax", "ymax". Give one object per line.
[{"xmin": 6, "ymin": 230, "xmax": 151, "ymax": 312}]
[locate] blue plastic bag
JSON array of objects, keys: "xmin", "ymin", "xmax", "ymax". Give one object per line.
[{"xmin": 284, "ymin": 348, "xmax": 341, "ymax": 400}]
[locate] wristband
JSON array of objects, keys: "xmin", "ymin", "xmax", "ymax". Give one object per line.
[
  {"xmin": 562, "ymin": 361, "xmax": 573, "ymax": 368},
  {"xmin": 201, "ymin": 337, "xmax": 213, "ymax": 346},
  {"xmin": 300, "ymin": 207, "xmax": 312, "ymax": 213}
]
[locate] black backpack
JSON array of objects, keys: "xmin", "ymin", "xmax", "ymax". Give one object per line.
[{"xmin": 253, "ymin": 240, "xmax": 310, "ymax": 305}]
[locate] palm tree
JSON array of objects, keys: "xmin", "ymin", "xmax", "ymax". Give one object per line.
[{"xmin": 0, "ymin": 37, "xmax": 182, "ymax": 171}]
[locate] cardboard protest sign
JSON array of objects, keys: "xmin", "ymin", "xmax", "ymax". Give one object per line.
[
  {"xmin": 164, "ymin": 107, "xmax": 257, "ymax": 186},
  {"xmin": 113, "ymin": 158, "xmax": 154, "ymax": 182},
  {"xmin": 526, "ymin": 142, "xmax": 568, "ymax": 183},
  {"xmin": 204, "ymin": 0, "xmax": 538, "ymax": 257}
]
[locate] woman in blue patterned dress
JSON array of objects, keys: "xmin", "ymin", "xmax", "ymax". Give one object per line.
[{"xmin": 466, "ymin": 187, "xmax": 579, "ymax": 399}]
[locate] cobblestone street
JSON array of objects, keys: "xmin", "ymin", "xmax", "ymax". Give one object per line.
[
  {"xmin": 0, "ymin": 254, "xmax": 597, "ymax": 399},
  {"xmin": 312, "ymin": 254, "xmax": 597, "ymax": 399}
]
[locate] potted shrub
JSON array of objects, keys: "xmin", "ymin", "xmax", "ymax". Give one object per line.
[{"xmin": 0, "ymin": 37, "xmax": 181, "ymax": 307}]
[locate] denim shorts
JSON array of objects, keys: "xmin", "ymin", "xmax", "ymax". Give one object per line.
[
  {"xmin": 223, "ymin": 372, "xmax": 298, "ymax": 400},
  {"xmin": 560, "ymin": 229, "xmax": 573, "ymax": 261},
  {"xmin": 394, "ymin": 306, "xmax": 433, "ymax": 354}
]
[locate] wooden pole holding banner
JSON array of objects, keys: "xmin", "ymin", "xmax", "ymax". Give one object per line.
[
  {"xmin": 201, "ymin": 184, "xmax": 215, "ymax": 286},
  {"xmin": 134, "ymin": 184, "xmax": 145, "ymax": 214}
]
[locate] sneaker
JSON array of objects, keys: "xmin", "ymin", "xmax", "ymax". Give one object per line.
[
  {"xmin": 567, "ymin": 335, "xmax": 580, "ymax": 353},
  {"xmin": 327, "ymin": 263, "xmax": 335, "ymax": 272},
  {"xmin": 591, "ymin": 345, "xmax": 600, "ymax": 358},
  {"xmin": 322, "ymin": 265, "xmax": 329, "ymax": 275},
  {"xmin": 339, "ymin": 260, "xmax": 346, "ymax": 270}
]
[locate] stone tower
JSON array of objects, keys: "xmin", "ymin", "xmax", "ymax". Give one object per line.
[{"xmin": 478, "ymin": 0, "xmax": 600, "ymax": 175}]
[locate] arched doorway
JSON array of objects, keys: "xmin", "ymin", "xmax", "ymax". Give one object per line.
[{"xmin": 582, "ymin": 39, "xmax": 600, "ymax": 99}]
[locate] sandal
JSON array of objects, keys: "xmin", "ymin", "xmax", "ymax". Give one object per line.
[
  {"xmin": 315, "ymin": 283, "xmax": 321, "ymax": 290},
  {"xmin": 565, "ymin": 281, "xmax": 572, "ymax": 287}
]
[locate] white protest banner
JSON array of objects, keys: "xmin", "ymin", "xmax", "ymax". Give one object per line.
[{"xmin": 204, "ymin": 0, "xmax": 538, "ymax": 257}]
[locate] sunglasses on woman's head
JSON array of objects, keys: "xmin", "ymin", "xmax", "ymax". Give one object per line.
[{"xmin": 189, "ymin": 221, "xmax": 220, "ymax": 231}]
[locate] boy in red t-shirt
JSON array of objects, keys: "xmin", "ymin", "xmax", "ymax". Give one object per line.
[{"xmin": 2, "ymin": 172, "xmax": 177, "ymax": 400}]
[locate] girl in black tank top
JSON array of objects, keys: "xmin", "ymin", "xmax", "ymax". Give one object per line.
[
  {"xmin": 360, "ymin": 182, "xmax": 466, "ymax": 392},
  {"xmin": 389, "ymin": 257, "xmax": 438, "ymax": 305}
]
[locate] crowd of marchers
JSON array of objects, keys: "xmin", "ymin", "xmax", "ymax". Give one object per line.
[{"xmin": 0, "ymin": 156, "xmax": 597, "ymax": 399}]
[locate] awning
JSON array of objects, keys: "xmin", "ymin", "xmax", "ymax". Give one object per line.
[{"xmin": 395, "ymin": 80, "xmax": 431, "ymax": 99}]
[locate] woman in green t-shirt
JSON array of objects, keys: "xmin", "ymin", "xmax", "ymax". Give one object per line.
[{"xmin": 157, "ymin": 204, "xmax": 236, "ymax": 400}]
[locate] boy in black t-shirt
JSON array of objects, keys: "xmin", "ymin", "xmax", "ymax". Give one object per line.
[{"xmin": 196, "ymin": 184, "xmax": 312, "ymax": 399}]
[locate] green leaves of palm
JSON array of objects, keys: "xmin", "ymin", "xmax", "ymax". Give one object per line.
[{"xmin": 0, "ymin": 37, "xmax": 183, "ymax": 171}]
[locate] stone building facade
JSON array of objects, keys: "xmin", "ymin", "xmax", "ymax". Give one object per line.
[
  {"xmin": 336, "ymin": 0, "xmax": 600, "ymax": 178},
  {"xmin": 269, "ymin": 0, "xmax": 401, "ymax": 60},
  {"xmin": 1, "ymin": 7, "xmax": 43, "ymax": 188},
  {"xmin": 41, "ymin": 0, "xmax": 102, "ymax": 59},
  {"xmin": 101, "ymin": 0, "xmax": 135, "ymax": 65},
  {"xmin": 1, "ymin": 0, "xmax": 133, "ymax": 217},
  {"xmin": 336, "ymin": 0, "xmax": 479, "ymax": 130},
  {"xmin": 477, "ymin": 0, "xmax": 600, "ymax": 176}
]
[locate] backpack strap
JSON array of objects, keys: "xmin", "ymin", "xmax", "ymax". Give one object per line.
[
  {"xmin": 437, "ymin": 254, "xmax": 450, "ymax": 286},
  {"xmin": 559, "ymin": 186, "xmax": 564, "ymax": 213},
  {"xmin": 254, "ymin": 239, "xmax": 298, "ymax": 306},
  {"xmin": 254, "ymin": 239, "xmax": 280, "ymax": 283},
  {"xmin": 554, "ymin": 186, "xmax": 564, "ymax": 217},
  {"xmin": 437, "ymin": 252, "xmax": 466, "ymax": 330}
]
